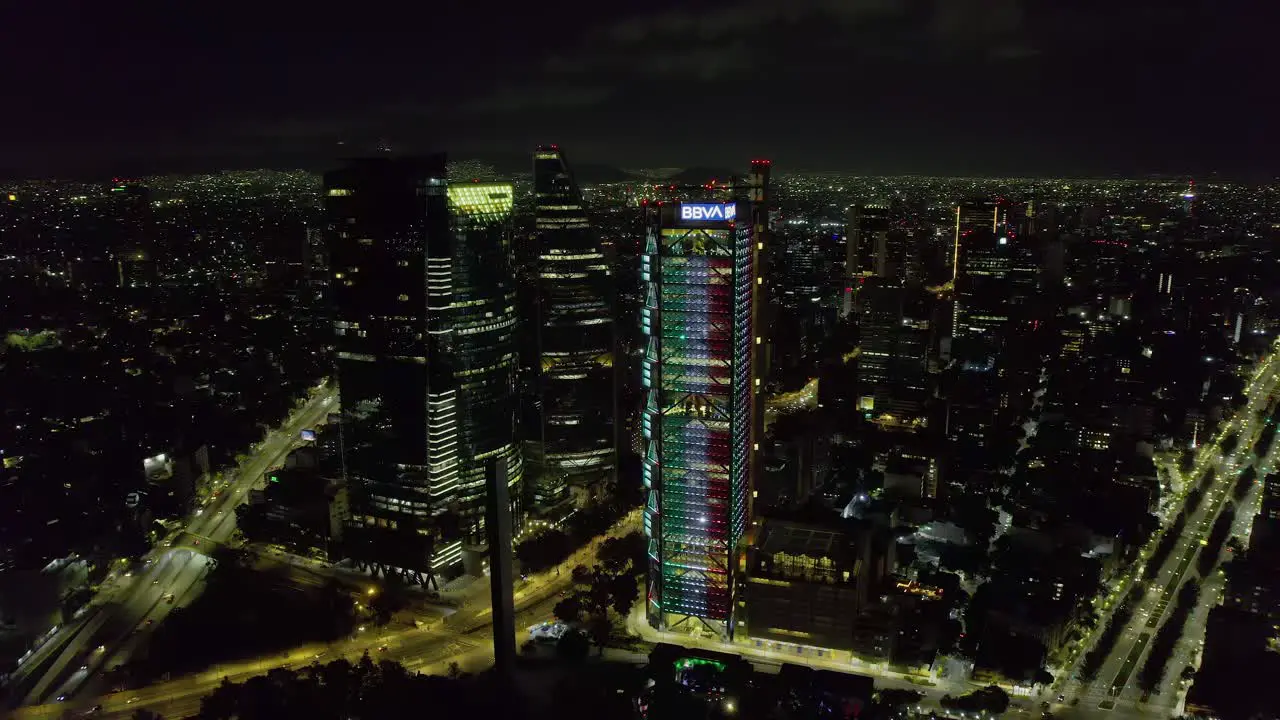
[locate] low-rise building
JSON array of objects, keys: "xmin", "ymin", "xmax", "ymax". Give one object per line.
[
  {"xmin": 240, "ymin": 467, "xmax": 349, "ymax": 559},
  {"xmin": 743, "ymin": 519, "xmax": 893, "ymax": 652}
]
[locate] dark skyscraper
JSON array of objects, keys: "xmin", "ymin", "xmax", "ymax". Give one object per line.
[
  {"xmin": 324, "ymin": 156, "xmax": 520, "ymax": 581},
  {"xmin": 104, "ymin": 180, "xmax": 157, "ymax": 288},
  {"xmin": 856, "ymin": 278, "xmax": 933, "ymax": 428},
  {"xmin": 526, "ymin": 146, "xmax": 616, "ymax": 516},
  {"xmin": 952, "ymin": 201, "xmax": 1013, "ymax": 369},
  {"xmin": 303, "ymin": 224, "xmax": 329, "ymax": 302},
  {"xmin": 843, "ymin": 203, "xmax": 891, "ymax": 317}
]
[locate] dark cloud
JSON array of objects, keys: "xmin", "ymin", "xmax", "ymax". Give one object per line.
[
  {"xmin": 459, "ymin": 0, "xmax": 1045, "ymax": 129},
  {"xmin": 457, "ymin": 86, "xmax": 616, "ymax": 114},
  {"xmin": 0, "ymin": 0, "xmax": 1269, "ymax": 177}
]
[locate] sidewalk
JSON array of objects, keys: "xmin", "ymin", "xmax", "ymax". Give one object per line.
[
  {"xmin": 624, "ymin": 604, "xmax": 976, "ymax": 696},
  {"xmin": 260, "ymin": 509, "xmax": 644, "ymax": 623}
]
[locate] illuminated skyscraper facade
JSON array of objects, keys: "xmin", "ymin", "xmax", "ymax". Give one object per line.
[
  {"xmin": 324, "ymin": 156, "xmax": 520, "ymax": 580},
  {"xmin": 526, "ymin": 146, "xmax": 615, "ymax": 513},
  {"xmin": 642, "ymin": 162, "xmax": 769, "ymax": 638},
  {"xmin": 446, "ymin": 182, "xmax": 523, "ymax": 542}
]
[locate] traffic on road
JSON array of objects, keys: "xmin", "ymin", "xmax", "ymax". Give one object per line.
[{"xmin": 5, "ymin": 385, "xmax": 336, "ymax": 714}]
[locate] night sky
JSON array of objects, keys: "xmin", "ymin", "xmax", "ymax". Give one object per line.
[{"xmin": 1, "ymin": 1, "xmax": 1269, "ymax": 178}]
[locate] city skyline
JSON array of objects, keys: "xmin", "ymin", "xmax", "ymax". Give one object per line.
[
  {"xmin": 2, "ymin": 147, "xmax": 1278, "ymax": 718},
  {"xmin": 1, "ymin": 5, "xmax": 1279, "ymax": 720}
]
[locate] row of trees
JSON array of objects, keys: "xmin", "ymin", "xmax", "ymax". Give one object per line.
[
  {"xmin": 1200, "ymin": 462, "xmax": 1220, "ymax": 491},
  {"xmin": 1185, "ymin": 487, "xmax": 1205, "ymax": 515},
  {"xmin": 212, "ymin": 650, "xmax": 655, "ymax": 720},
  {"xmin": 1134, "ymin": 494, "xmax": 1238, "ymax": 695},
  {"xmin": 196, "ymin": 652, "xmax": 645, "ymax": 720},
  {"xmin": 515, "ymin": 492, "xmax": 641, "ymax": 574},
  {"xmin": 121, "ymin": 655, "xmax": 944, "ymax": 720},
  {"xmin": 1144, "ymin": 512, "xmax": 1187, "ymax": 581},
  {"xmin": 1232, "ymin": 466, "xmax": 1258, "ymax": 501},
  {"xmin": 1196, "ymin": 504, "xmax": 1236, "ymax": 578},
  {"xmin": 1253, "ymin": 421, "xmax": 1277, "ymax": 457},
  {"xmin": 941, "ymin": 686, "xmax": 1011, "ymax": 715},
  {"xmin": 1136, "ymin": 579, "xmax": 1201, "ymax": 692},
  {"xmin": 192, "ymin": 655, "xmax": 503, "ymax": 719},
  {"xmin": 551, "ymin": 532, "xmax": 647, "ymax": 651},
  {"xmin": 1079, "ymin": 583, "xmax": 1144, "ymax": 682},
  {"xmin": 1221, "ymin": 431, "xmax": 1240, "ymax": 456}
]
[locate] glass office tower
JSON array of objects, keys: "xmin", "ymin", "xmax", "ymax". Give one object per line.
[
  {"xmin": 446, "ymin": 183, "xmax": 523, "ymax": 542},
  {"xmin": 324, "ymin": 157, "xmax": 520, "ymax": 581},
  {"xmin": 527, "ymin": 146, "xmax": 615, "ymax": 515},
  {"xmin": 857, "ymin": 277, "xmax": 933, "ymax": 427},
  {"xmin": 642, "ymin": 162, "xmax": 769, "ymax": 638},
  {"xmin": 952, "ymin": 201, "xmax": 1013, "ymax": 369}
]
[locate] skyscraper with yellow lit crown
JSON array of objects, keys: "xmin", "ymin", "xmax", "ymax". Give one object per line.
[{"xmin": 324, "ymin": 156, "xmax": 521, "ymax": 582}]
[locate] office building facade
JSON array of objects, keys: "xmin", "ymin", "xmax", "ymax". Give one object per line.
[
  {"xmin": 526, "ymin": 146, "xmax": 616, "ymax": 515},
  {"xmin": 324, "ymin": 157, "xmax": 520, "ymax": 581},
  {"xmin": 446, "ymin": 182, "xmax": 524, "ymax": 544},
  {"xmin": 744, "ymin": 519, "xmax": 891, "ymax": 652},
  {"xmin": 952, "ymin": 201, "xmax": 1013, "ymax": 369},
  {"xmin": 857, "ymin": 278, "xmax": 932, "ymax": 428},
  {"xmin": 642, "ymin": 162, "xmax": 769, "ymax": 638}
]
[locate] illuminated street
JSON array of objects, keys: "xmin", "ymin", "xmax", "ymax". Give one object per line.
[
  {"xmin": 764, "ymin": 376, "xmax": 820, "ymax": 428},
  {"xmin": 619, "ymin": 349, "xmax": 1280, "ymax": 720},
  {"xmin": 8, "ymin": 510, "xmax": 641, "ymax": 720},
  {"xmin": 1048, "ymin": 345, "xmax": 1280, "ymax": 717},
  {"xmin": 5, "ymin": 385, "xmax": 337, "ymax": 711}
]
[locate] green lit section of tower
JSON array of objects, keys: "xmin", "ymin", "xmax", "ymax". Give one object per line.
[{"xmin": 643, "ymin": 161, "xmax": 769, "ymax": 638}]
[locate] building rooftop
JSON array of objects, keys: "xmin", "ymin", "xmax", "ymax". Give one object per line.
[{"xmin": 758, "ymin": 521, "xmax": 844, "ymax": 560}]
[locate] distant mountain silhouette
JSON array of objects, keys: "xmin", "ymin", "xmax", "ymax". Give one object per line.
[
  {"xmin": 665, "ymin": 166, "xmax": 741, "ymax": 185},
  {"xmin": 0, "ymin": 147, "xmax": 716, "ymax": 184},
  {"xmin": 573, "ymin": 164, "xmax": 636, "ymax": 183},
  {"xmin": 450, "ymin": 152, "xmax": 635, "ymax": 184},
  {"xmin": 450, "ymin": 152, "xmax": 529, "ymax": 176}
]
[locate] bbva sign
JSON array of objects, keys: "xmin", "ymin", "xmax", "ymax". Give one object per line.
[{"xmin": 679, "ymin": 203, "xmax": 736, "ymax": 223}]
